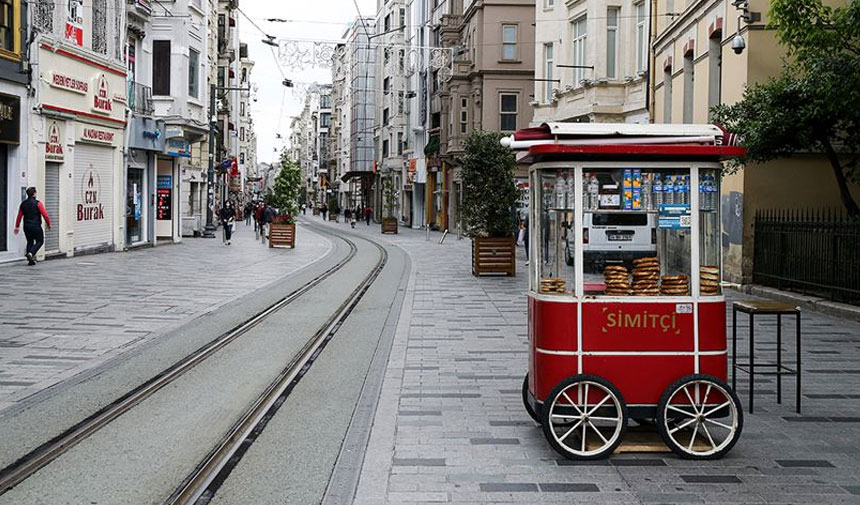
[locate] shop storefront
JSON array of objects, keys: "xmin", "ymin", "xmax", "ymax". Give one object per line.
[
  {"xmin": 0, "ymin": 92, "xmax": 21, "ymax": 258},
  {"xmin": 126, "ymin": 117, "xmax": 165, "ymax": 247},
  {"xmin": 34, "ymin": 42, "xmax": 127, "ymax": 256},
  {"xmin": 156, "ymin": 136, "xmax": 189, "ymax": 242}
]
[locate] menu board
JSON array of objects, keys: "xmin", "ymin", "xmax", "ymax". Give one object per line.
[{"xmin": 157, "ymin": 188, "xmax": 172, "ymax": 220}]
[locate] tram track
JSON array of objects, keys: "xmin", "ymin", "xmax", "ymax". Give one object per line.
[
  {"xmin": 0, "ymin": 224, "xmax": 384, "ymax": 499},
  {"xmin": 165, "ymin": 225, "xmax": 388, "ymax": 505}
]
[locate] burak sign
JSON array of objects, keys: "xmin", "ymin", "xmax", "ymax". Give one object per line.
[{"xmin": 78, "ymin": 166, "xmax": 105, "ymax": 221}]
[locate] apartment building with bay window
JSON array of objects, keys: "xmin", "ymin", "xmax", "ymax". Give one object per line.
[
  {"xmin": 429, "ymin": 0, "xmax": 535, "ymax": 232},
  {"xmin": 532, "ymin": 0, "xmax": 649, "ymax": 124}
]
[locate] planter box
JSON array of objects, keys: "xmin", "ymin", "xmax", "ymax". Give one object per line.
[
  {"xmin": 381, "ymin": 218, "xmax": 398, "ymax": 234},
  {"xmin": 312, "ymin": 208, "xmax": 320, "ymax": 216},
  {"xmin": 329, "ymin": 213, "xmax": 338, "ymax": 221},
  {"xmin": 269, "ymin": 223, "xmax": 296, "ymax": 248},
  {"xmin": 472, "ymin": 236, "xmax": 516, "ymax": 277}
]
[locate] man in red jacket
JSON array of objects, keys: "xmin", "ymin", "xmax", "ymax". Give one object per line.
[{"xmin": 14, "ymin": 187, "xmax": 52, "ymax": 266}]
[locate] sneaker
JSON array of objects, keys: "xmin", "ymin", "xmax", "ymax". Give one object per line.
[
  {"xmin": 27, "ymin": 260, "xmax": 35, "ymax": 266},
  {"xmin": 25, "ymin": 252, "xmax": 33, "ymax": 262}
]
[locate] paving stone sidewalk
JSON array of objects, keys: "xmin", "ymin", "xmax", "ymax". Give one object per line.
[
  {"xmin": 326, "ymin": 220, "xmax": 860, "ymax": 505},
  {"xmin": 0, "ymin": 222, "xmax": 330, "ymax": 413}
]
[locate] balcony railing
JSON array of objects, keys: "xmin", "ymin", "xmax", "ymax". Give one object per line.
[{"xmin": 128, "ymin": 81, "xmax": 154, "ymax": 115}]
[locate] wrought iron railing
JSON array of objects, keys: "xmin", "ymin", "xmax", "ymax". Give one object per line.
[
  {"xmin": 754, "ymin": 208, "xmax": 860, "ymax": 303},
  {"xmin": 128, "ymin": 81, "xmax": 154, "ymax": 115}
]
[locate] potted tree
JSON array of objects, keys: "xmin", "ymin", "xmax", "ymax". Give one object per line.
[
  {"xmin": 381, "ymin": 174, "xmax": 398, "ymax": 234},
  {"xmin": 327, "ymin": 195, "xmax": 339, "ymax": 221},
  {"xmin": 461, "ymin": 130, "xmax": 519, "ymax": 276},
  {"xmin": 268, "ymin": 153, "xmax": 301, "ymax": 248}
]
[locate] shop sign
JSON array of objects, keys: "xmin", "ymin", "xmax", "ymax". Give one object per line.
[
  {"xmin": 91, "ymin": 74, "xmax": 113, "ymax": 114},
  {"xmin": 658, "ymin": 204, "xmax": 692, "ymax": 229},
  {"xmin": 65, "ymin": 0, "xmax": 84, "ymax": 46},
  {"xmin": 157, "ymin": 175, "xmax": 172, "ymax": 220},
  {"xmin": 45, "ymin": 121, "xmax": 65, "ymax": 161},
  {"xmin": 407, "ymin": 159, "xmax": 417, "ymax": 184},
  {"xmin": 165, "ymin": 138, "xmax": 191, "ymax": 158},
  {"xmin": 77, "ymin": 166, "xmax": 105, "ymax": 221},
  {"xmin": 80, "ymin": 125, "xmax": 115, "ymax": 144},
  {"xmin": 127, "ymin": 117, "xmax": 165, "ymax": 151},
  {"xmin": 0, "ymin": 93, "xmax": 20, "ymax": 145},
  {"xmin": 49, "ymin": 72, "xmax": 89, "ymax": 94}
]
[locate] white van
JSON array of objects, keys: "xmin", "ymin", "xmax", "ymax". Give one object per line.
[{"xmin": 566, "ymin": 212, "xmax": 657, "ymax": 271}]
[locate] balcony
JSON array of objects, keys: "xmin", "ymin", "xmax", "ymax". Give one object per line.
[
  {"xmin": 128, "ymin": 81, "xmax": 154, "ymax": 115},
  {"xmin": 127, "ymin": 0, "xmax": 152, "ymax": 19}
]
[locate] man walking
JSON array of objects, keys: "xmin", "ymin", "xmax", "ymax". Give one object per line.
[
  {"xmin": 261, "ymin": 204, "xmax": 275, "ymax": 244},
  {"xmin": 220, "ymin": 201, "xmax": 235, "ymax": 245},
  {"xmin": 14, "ymin": 187, "xmax": 52, "ymax": 266},
  {"xmin": 364, "ymin": 205, "xmax": 372, "ymax": 226}
]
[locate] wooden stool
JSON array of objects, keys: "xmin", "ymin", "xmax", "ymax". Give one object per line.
[{"xmin": 732, "ymin": 301, "xmax": 802, "ymax": 414}]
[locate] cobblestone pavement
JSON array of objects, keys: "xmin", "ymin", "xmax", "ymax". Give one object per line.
[
  {"xmin": 322, "ymin": 219, "xmax": 860, "ymax": 505},
  {"xmin": 0, "ymin": 222, "xmax": 331, "ymax": 413}
]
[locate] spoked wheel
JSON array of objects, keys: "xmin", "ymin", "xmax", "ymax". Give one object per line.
[
  {"xmin": 540, "ymin": 374, "xmax": 627, "ymax": 460},
  {"xmin": 522, "ymin": 374, "xmax": 541, "ymax": 424},
  {"xmin": 657, "ymin": 374, "xmax": 743, "ymax": 460}
]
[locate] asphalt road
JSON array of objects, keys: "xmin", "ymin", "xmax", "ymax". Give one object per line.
[{"xmin": 0, "ymin": 221, "xmax": 409, "ymax": 505}]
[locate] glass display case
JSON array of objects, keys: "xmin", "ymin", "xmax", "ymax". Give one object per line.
[{"xmin": 530, "ymin": 163, "xmax": 722, "ymax": 299}]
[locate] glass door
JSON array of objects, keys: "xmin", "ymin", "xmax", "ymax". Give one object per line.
[{"xmin": 126, "ymin": 167, "xmax": 144, "ymax": 244}]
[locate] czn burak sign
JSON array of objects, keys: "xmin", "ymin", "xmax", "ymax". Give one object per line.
[{"xmin": 78, "ymin": 166, "xmax": 105, "ymax": 221}]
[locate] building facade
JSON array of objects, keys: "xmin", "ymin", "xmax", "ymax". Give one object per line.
[
  {"xmin": 532, "ymin": 0, "xmax": 649, "ymax": 124},
  {"xmin": 651, "ymin": 0, "xmax": 859, "ymax": 283},
  {"xmin": 0, "ymin": 0, "xmax": 28, "ymax": 262}
]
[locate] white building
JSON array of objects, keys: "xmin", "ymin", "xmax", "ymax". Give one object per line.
[
  {"xmin": 29, "ymin": 0, "xmax": 128, "ymax": 257},
  {"xmin": 238, "ymin": 46, "xmax": 256, "ymax": 198},
  {"xmin": 532, "ymin": 0, "xmax": 650, "ymax": 124}
]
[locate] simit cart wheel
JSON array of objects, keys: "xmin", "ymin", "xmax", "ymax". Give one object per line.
[
  {"xmin": 522, "ymin": 374, "xmax": 541, "ymax": 424},
  {"xmin": 540, "ymin": 374, "xmax": 627, "ymax": 460},
  {"xmin": 657, "ymin": 374, "xmax": 743, "ymax": 460}
]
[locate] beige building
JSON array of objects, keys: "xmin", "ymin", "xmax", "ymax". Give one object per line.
[
  {"xmin": 533, "ymin": 0, "xmax": 649, "ymax": 124},
  {"xmin": 431, "ymin": 0, "xmax": 536, "ymax": 231},
  {"xmin": 651, "ymin": 0, "xmax": 859, "ymax": 283}
]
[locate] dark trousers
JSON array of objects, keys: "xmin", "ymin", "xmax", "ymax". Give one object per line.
[
  {"xmin": 24, "ymin": 225, "xmax": 44, "ymax": 256},
  {"xmin": 223, "ymin": 222, "xmax": 232, "ymax": 241}
]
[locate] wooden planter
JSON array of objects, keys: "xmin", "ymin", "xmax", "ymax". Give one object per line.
[
  {"xmin": 269, "ymin": 223, "xmax": 296, "ymax": 248},
  {"xmin": 312, "ymin": 208, "xmax": 320, "ymax": 216},
  {"xmin": 329, "ymin": 213, "xmax": 338, "ymax": 221},
  {"xmin": 472, "ymin": 236, "xmax": 516, "ymax": 277},
  {"xmin": 381, "ymin": 218, "xmax": 398, "ymax": 234}
]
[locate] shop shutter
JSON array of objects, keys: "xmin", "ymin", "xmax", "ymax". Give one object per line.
[
  {"xmin": 73, "ymin": 144, "xmax": 114, "ymax": 250},
  {"xmin": 44, "ymin": 163, "xmax": 61, "ymax": 253}
]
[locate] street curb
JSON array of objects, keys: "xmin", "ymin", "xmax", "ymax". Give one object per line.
[{"xmin": 734, "ymin": 284, "xmax": 860, "ymax": 323}]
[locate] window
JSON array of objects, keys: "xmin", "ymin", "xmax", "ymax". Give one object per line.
[
  {"xmin": 460, "ymin": 97, "xmax": 468, "ymax": 134},
  {"xmin": 383, "ymin": 77, "xmax": 390, "ymax": 94},
  {"xmin": 663, "ymin": 68, "xmax": 673, "ymax": 123},
  {"xmin": 217, "ymin": 66, "xmax": 225, "ymax": 89},
  {"xmin": 241, "ymin": 67, "xmax": 247, "ymax": 83},
  {"xmin": 708, "ymin": 36, "xmax": 721, "ymax": 119},
  {"xmin": 399, "ymin": 8, "xmax": 405, "ymax": 28},
  {"xmin": 397, "ymin": 132, "xmax": 403, "ymax": 155},
  {"xmin": 240, "ymin": 127, "xmax": 245, "ymax": 141},
  {"xmin": 239, "ymin": 152, "xmax": 245, "ymax": 164},
  {"xmin": 545, "ymin": 0, "xmax": 554, "ymax": 6},
  {"xmin": 0, "ymin": 0, "xmax": 21, "ymax": 58},
  {"xmin": 320, "ymin": 113, "xmax": 331, "ymax": 128},
  {"xmin": 383, "ymin": 108, "xmax": 389, "ymax": 126},
  {"xmin": 240, "ymin": 102, "xmax": 245, "ymax": 116},
  {"xmin": 188, "ymin": 48, "xmax": 199, "ymax": 99},
  {"xmin": 572, "ymin": 16, "xmax": 587, "ymax": 85},
  {"xmin": 500, "ymin": 94, "xmax": 517, "ymax": 131},
  {"xmin": 382, "ymin": 139, "xmax": 389, "ymax": 158},
  {"xmin": 683, "ymin": 54, "xmax": 694, "ymax": 123},
  {"xmin": 636, "ymin": 2, "xmax": 647, "ymax": 72},
  {"xmin": 384, "ymin": 13, "xmax": 390, "ymax": 31},
  {"xmin": 544, "ymin": 43, "xmax": 554, "ymax": 102},
  {"xmin": 606, "ymin": 7, "xmax": 618, "ymax": 79},
  {"xmin": 153, "ymin": 40, "xmax": 171, "ymax": 96},
  {"xmin": 502, "ymin": 24, "xmax": 517, "ymax": 61}
]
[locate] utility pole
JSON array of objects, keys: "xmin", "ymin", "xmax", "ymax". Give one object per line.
[{"xmin": 203, "ymin": 83, "xmax": 217, "ymax": 238}]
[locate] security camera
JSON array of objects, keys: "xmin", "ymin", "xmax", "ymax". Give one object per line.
[{"xmin": 731, "ymin": 34, "xmax": 746, "ymax": 54}]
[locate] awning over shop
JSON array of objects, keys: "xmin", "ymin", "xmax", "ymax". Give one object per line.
[{"xmin": 340, "ymin": 171, "xmax": 374, "ymax": 183}]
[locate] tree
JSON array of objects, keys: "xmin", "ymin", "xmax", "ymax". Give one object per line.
[
  {"xmin": 711, "ymin": 0, "xmax": 860, "ymax": 215},
  {"xmin": 269, "ymin": 151, "xmax": 302, "ymax": 216},
  {"xmin": 460, "ymin": 130, "xmax": 520, "ymax": 237},
  {"xmin": 382, "ymin": 174, "xmax": 398, "ymax": 219}
]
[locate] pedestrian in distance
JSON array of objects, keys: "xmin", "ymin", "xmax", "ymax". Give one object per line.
[
  {"xmin": 262, "ymin": 204, "xmax": 275, "ymax": 244},
  {"xmin": 301, "ymin": 203, "xmax": 307, "ymax": 215},
  {"xmin": 364, "ymin": 206, "xmax": 372, "ymax": 226},
  {"xmin": 14, "ymin": 187, "xmax": 52, "ymax": 266},
  {"xmin": 350, "ymin": 208, "xmax": 357, "ymax": 228},
  {"xmin": 522, "ymin": 213, "xmax": 530, "ymax": 266},
  {"xmin": 244, "ymin": 202, "xmax": 253, "ymax": 226},
  {"xmin": 254, "ymin": 202, "xmax": 263, "ymax": 239},
  {"xmin": 321, "ymin": 203, "xmax": 328, "ymax": 221},
  {"xmin": 344, "ymin": 208, "xmax": 352, "ymax": 226},
  {"xmin": 220, "ymin": 202, "xmax": 235, "ymax": 245}
]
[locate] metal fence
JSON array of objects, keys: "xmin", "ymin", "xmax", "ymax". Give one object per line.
[
  {"xmin": 128, "ymin": 81, "xmax": 154, "ymax": 115},
  {"xmin": 754, "ymin": 208, "xmax": 860, "ymax": 303}
]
